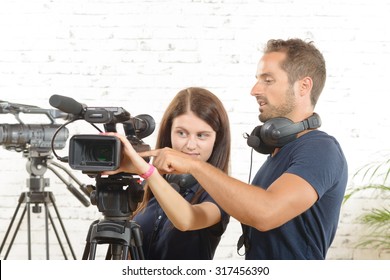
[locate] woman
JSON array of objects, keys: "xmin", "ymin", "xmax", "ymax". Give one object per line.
[{"xmin": 103, "ymin": 87, "xmax": 231, "ymax": 259}]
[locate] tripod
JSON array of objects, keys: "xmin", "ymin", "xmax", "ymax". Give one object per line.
[
  {"xmin": 82, "ymin": 218, "xmax": 144, "ymax": 260},
  {"xmin": 0, "ymin": 153, "xmax": 90, "ymax": 260},
  {"xmin": 81, "ymin": 175, "xmax": 145, "ymax": 260}
]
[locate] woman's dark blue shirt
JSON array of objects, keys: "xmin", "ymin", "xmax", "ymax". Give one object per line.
[{"xmin": 133, "ymin": 183, "xmax": 230, "ymax": 260}]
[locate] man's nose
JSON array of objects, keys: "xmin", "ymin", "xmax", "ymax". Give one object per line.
[{"xmin": 250, "ymin": 80, "xmax": 265, "ymax": 96}]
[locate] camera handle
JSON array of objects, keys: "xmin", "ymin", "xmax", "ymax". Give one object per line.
[{"xmin": 0, "ymin": 155, "xmax": 88, "ymax": 259}]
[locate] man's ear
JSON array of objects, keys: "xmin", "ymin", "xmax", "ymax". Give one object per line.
[{"xmin": 299, "ymin": 76, "xmax": 313, "ymax": 97}]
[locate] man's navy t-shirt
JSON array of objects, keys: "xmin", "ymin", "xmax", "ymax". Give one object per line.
[{"xmin": 247, "ymin": 130, "xmax": 348, "ymax": 259}]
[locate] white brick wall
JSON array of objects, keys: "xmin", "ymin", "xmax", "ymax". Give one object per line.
[{"xmin": 1, "ymin": 0, "xmax": 389, "ymax": 260}]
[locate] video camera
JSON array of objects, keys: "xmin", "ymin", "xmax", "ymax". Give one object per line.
[
  {"xmin": 0, "ymin": 100, "xmax": 92, "ymax": 206},
  {"xmin": 0, "ymin": 100, "xmax": 69, "ymax": 156},
  {"xmin": 49, "ymin": 94, "xmax": 155, "ymax": 174},
  {"xmin": 49, "ymin": 95, "xmax": 155, "ymax": 221}
]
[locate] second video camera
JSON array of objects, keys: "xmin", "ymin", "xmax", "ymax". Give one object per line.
[{"xmin": 0, "ymin": 100, "xmax": 69, "ymax": 156}]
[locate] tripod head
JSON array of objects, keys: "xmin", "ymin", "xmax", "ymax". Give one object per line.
[
  {"xmin": 89, "ymin": 173, "xmax": 144, "ymax": 219},
  {"xmin": 21, "ymin": 150, "xmax": 91, "ymax": 208}
]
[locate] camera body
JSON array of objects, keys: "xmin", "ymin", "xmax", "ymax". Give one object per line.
[
  {"xmin": 67, "ymin": 112, "xmax": 154, "ymax": 174},
  {"xmin": 48, "ymin": 95, "xmax": 155, "ymax": 174}
]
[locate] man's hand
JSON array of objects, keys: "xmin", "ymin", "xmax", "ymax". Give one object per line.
[{"xmin": 139, "ymin": 148, "xmax": 197, "ymax": 174}]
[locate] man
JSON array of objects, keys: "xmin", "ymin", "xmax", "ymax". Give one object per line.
[{"xmin": 140, "ymin": 38, "xmax": 348, "ymax": 259}]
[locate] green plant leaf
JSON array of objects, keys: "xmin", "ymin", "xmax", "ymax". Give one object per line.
[{"xmin": 345, "ymin": 156, "xmax": 390, "ymax": 250}]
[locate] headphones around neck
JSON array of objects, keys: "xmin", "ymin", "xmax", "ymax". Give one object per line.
[{"xmin": 247, "ymin": 113, "xmax": 321, "ymax": 154}]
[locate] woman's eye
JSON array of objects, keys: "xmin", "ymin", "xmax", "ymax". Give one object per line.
[{"xmin": 197, "ymin": 133, "xmax": 208, "ymax": 139}]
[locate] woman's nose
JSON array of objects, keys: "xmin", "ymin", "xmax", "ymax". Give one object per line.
[{"xmin": 185, "ymin": 137, "xmax": 197, "ymax": 150}]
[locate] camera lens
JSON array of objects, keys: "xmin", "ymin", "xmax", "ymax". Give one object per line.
[{"xmin": 90, "ymin": 144, "xmax": 113, "ymax": 162}]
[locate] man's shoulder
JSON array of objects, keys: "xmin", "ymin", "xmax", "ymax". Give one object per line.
[
  {"xmin": 289, "ymin": 130, "xmax": 347, "ymax": 165},
  {"xmin": 299, "ymin": 130, "xmax": 341, "ymax": 147}
]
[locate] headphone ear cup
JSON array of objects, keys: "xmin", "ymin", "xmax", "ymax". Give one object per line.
[
  {"xmin": 306, "ymin": 112, "xmax": 322, "ymax": 129},
  {"xmin": 166, "ymin": 174, "xmax": 197, "ymax": 194},
  {"xmin": 247, "ymin": 125, "xmax": 276, "ymax": 154},
  {"xmin": 260, "ymin": 117, "xmax": 297, "ymax": 147}
]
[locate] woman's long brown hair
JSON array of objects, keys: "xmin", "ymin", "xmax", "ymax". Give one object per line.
[{"xmin": 132, "ymin": 87, "xmax": 231, "ymax": 217}]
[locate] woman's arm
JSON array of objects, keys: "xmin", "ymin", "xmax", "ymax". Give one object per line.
[{"xmin": 101, "ymin": 132, "xmax": 221, "ymax": 231}]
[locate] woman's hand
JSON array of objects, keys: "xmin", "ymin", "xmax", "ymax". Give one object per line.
[{"xmin": 100, "ymin": 132, "xmax": 151, "ymax": 176}]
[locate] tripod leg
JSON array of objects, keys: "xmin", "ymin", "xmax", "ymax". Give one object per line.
[
  {"xmin": 111, "ymin": 244, "xmax": 119, "ymax": 260},
  {"xmin": 129, "ymin": 246, "xmax": 138, "ymax": 260},
  {"xmin": 27, "ymin": 202, "xmax": 32, "ymax": 259},
  {"xmin": 47, "ymin": 209, "xmax": 68, "ymax": 259},
  {"xmin": 131, "ymin": 222, "xmax": 144, "ymax": 260},
  {"xmin": 110, "ymin": 244, "xmax": 126, "ymax": 260},
  {"xmin": 0, "ymin": 198, "xmax": 23, "ymax": 257},
  {"xmin": 107, "ymin": 244, "xmax": 132, "ymax": 260},
  {"xmin": 122, "ymin": 245, "xmax": 129, "ymax": 260},
  {"xmin": 0, "ymin": 204, "xmax": 27, "ymax": 259},
  {"xmin": 89, "ymin": 241, "xmax": 98, "ymax": 260},
  {"xmin": 48, "ymin": 193, "xmax": 77, "ymax": 259},
  {"xmin": 105, "ymin": 244, "xmax": 112, "ymax": 260},
  {"xmin": 82, "ymin": 220, "xmax": 99, "ymax": 260},
  {"xmin": 44, "ymin": 202, "xmax": 50, "ymax": 259}
]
